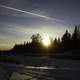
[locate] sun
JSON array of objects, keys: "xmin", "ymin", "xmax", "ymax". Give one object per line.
[{"xmin": 42, "ymin": 35, "xmax": 51, "ymax": 47}]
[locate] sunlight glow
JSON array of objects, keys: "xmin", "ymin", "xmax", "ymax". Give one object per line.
[{"xmin": 42, "ymin": 35, "xmax": 51, "ymax": 47}]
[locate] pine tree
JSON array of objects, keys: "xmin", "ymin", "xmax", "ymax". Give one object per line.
[{"xmin": 61, "ymin": 30, "xmax": 71, "ymax": 52}]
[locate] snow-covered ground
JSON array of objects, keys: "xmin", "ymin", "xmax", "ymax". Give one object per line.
[{"xmin": 0, "ymin": 57, "xmax": 80, "ymax": 80}]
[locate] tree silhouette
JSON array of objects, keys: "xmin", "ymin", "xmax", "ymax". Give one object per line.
[
  {"xmin": 31, "ymin": 33, "xmax": 42, "ymax": 44},
  {"xmin": 53, "ymin": 38, "xmax": 58, "ymax": 48},
  {"xmin": 72, "ymin": 26, "xmax": 79, "ymax": 40},
  {"xmin": 72, "ymin": 26, "xmax": 80, "ymax": 53},
  {"xmin": 61, "ymin": 30, "xmax": 71, "ymax": 52},
  {"xmin": 7, "ymin": 26, "xmax": 80, "ymax": 56}
]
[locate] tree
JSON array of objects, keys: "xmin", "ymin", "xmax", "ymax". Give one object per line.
[
  {"xmin": 72, "ymin": 26, "xmax": 79, "ymax": 40},
  {"xmin": 53, "ymin": 38, "xmax": 58, "ymax": 48},
  {"xmin": 61, "ymin": 30, "xmax": 71, "ymax": 51},
  {"xmin": 62, "ymin": 30, "xmax": 71, "ymax": 42},
  {"xmin": 31, "ymin": 33, "xmax": 42, "ymax": 44},
  {"xmin": 72, "ymin": 26, "xmax": 80, "ymax": 53}
]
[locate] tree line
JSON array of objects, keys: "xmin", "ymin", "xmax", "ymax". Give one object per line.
[{"xmin": 11, "ymin": 26, "xmax": 80, "ymax": 56}]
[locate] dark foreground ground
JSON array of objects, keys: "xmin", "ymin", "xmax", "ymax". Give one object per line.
[{"xmin": 0, "ymin": 56, "xmax": 80, "ymax": 80}]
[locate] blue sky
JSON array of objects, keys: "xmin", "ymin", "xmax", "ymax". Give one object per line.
[{"xmin": 0, "ymin": 0, "xmax": 80, "ymax": 50}]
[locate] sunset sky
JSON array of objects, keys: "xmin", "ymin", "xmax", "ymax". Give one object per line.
[{"xmin": 0, "ymin": 0, "xmax": 80, "ymax": 50}]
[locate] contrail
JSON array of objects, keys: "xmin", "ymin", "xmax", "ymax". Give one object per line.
[
  {"xmin": 0, "ymin": 4, "xmax": 53, "ymax": 20},
  {"xmin": 0, "ymin": 4, "xmax": 65, "ymax": 23}
]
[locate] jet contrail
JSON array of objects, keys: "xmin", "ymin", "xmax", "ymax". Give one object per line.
[{"xmin": 0, "ymin": 4, "xmax": 53, "ymax": 20}]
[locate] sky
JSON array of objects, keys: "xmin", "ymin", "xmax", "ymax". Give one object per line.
[{"xmin": 0, "ymin": 0, "xmax": 80, "ymax": 50}]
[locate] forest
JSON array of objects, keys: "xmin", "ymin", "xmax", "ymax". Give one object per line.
[{"xmin": 7, "ymin": 26, "xmax": 80, "ymax": 56}]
